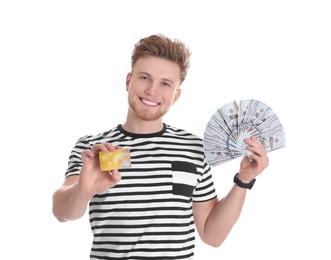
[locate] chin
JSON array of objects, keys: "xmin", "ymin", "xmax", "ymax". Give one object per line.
[{"xmin": 129, "ymin": 101, "xmax": 167, "ymax": 121}]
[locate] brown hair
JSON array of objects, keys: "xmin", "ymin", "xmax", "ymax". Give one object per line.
[{"xmin": 131, "ymin": 34, "xmax": 191, "ymax": 84}]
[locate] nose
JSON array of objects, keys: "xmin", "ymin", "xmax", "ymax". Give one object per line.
[{"xmin": 144, "ymin": 81, "xmax": 158, "ymax": 96}]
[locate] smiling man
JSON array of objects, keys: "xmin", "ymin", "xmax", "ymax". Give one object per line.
[{"xmin": 52, "ymin": 34, "xmax": 269, "ymax": 259}]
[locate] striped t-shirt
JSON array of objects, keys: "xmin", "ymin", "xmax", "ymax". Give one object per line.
[{"xmin": 65, "ymin": 124, "xmax": 217, "ymax": 260}]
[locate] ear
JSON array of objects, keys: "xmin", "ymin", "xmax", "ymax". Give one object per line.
[
  {"xmin": 126, "ymin": 72, "xmax": 132, "ymax": 91},
  {"xmin": 172, "ymin": 88, "xmax": 181, "ymax": 105}
]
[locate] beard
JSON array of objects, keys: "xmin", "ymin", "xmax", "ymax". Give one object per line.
[{"xmin": 128, "ymin": 98, "xmax": 168, "ymax": 121}]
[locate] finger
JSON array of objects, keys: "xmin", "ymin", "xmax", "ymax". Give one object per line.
[
  {"xmin": 103, "ymin": 143, "xmax": 121, "ymax": 151},
  {"xmin": 81, "ymin": 149, "xmax": 95, "ymax": 159},
  {"xmin": 246, "ymin": 150, "xmax": 261, "ymax": 162},
  {"xmin": 248, "ymin": 146, "xmax": 269, "ymax": 167},
  {"xmin": 108, "ymin": 170, "xmax": 122, "ymax": 186},
  {"xmin": 245, "ymin": 142, "xmax": 265, "ymax": 160},
  {"xmin": 246, "ymin": 137, "xmax": 266, "ymax": 153},
  {"xmin": 246, "ymin": 146, "xmax": 267, "ymax": 161},
  {"xmin": 91, "ymin": 143, "xmax": 111, "ymax": 154},
  {"xmin": 245, "ymin": 136, "xmax": 262, "ymax": 147},
  {"xmin": 110, "ymin": 170, "xmax": 122, "ymax": 181}
]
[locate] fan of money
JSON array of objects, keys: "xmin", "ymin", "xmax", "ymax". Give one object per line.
[{"xmin": 203, "ymin": 99, "xmax": 286, "ymax": 167}]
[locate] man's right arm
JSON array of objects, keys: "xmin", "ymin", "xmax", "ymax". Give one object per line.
[
  {"xmin": 52, "ymin": 143, "xmax": 123, "ymax": 222},
  {"xmin": 52, "ymin": 175, "xmax": 91, "ymax": 222}
]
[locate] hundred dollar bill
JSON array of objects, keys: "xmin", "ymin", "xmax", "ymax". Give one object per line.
[
  {"xmin": 260, "ymin": 127, "xmax": 286, "ymax": 151},
  {"xmin": 218, "ymin": 101, "xmax": 239, "ymax": 134}
]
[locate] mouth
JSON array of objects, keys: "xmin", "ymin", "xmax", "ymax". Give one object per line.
[{"xmin": 140, "ymin": 97, "xmax": 160, "ymax": 107}]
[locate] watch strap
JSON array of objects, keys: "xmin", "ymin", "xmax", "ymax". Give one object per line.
[{"xmin": 233, "ymin": 173, "xmax": 256, "ymax": 190}]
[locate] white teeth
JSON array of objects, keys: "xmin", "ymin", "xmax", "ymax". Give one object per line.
[{"xmin": 142, "ymin": 99, "xmax": 158, "ymax": 106}]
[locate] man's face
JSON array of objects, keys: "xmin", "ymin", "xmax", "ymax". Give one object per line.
[{"xmin": 126, "ymin": 56, "xmax": 182, "ymax": 122}]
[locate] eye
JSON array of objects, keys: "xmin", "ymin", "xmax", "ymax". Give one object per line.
[
  {"xmin": 141, "ymin": 75, "xmax": 150, "ymax": 81},
  {"xmin": 161, "ymin": 81, "xmax": 171, "ymax": 87}
]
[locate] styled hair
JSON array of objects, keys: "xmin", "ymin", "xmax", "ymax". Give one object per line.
[{"xmin": 131, "ymin": 34, "xmax": 191, "ymax": 84}]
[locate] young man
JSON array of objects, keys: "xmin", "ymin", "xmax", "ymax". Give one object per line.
[{"xmin": 52, "ymin": 34, "xmax": 269, "ymax": 259}]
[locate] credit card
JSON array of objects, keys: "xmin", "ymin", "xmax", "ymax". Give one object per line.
[{"xmin": 99, "ymin": 148, "xmax": 131, "ymax": 171}]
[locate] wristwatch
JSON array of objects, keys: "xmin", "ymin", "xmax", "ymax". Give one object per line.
[{"xmin": 233, "ymin": 173, "xmax": 256, "ymax": 190}]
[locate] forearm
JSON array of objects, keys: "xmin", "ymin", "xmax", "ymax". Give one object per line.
[
  {"xmin": 52, "ymin": 182, "xmax": 91, "ymax": 222},
  {"xmin": 204, "ymin": 184, "xmax": 247, "ymax": 247}
]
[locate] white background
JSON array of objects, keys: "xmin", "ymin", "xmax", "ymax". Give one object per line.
[{"xmin": 1, "ymin": 0, "xmax": 330, "ymax": 259}]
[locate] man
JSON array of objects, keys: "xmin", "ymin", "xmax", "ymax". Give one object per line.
[{"xmin": 52, "ymin": 34, "xmax": 269, "ymax": 259}]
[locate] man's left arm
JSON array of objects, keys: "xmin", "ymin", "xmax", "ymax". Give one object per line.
[{"xmin": 193, "ymin": 136, "xmax": 269, "ymax": 247}]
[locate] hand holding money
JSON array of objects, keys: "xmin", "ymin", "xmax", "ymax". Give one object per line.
[
  {"xmin": 238, "ymin": 135, "xmax": 270, "ymax": 182},
  {"xmin": 203, "ymin": 99, "xmax": 286, "ymax": 167}
]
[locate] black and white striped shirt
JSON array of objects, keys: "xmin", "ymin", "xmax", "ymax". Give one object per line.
[{"xmin": 65, "ymin": 124, "xmax": 217, "ymax": 259}]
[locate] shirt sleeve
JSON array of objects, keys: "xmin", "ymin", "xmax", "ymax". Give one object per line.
[
  {"xmin": 192, "ymin": 157, "xmax": 218, "ymax": 202},
  {"xmin": 64, "ymin": 136, "xmax": 91, "ymax": 178}
]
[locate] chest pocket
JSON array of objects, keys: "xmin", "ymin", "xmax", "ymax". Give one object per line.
[{"xmin": 171, "ymin": 161, "xmax": 198, "ymax": 197}]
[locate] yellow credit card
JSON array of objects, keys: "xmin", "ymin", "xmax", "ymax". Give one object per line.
[{"xmin": 99, "ymin": 148, "xmax": 131, "ymax": 171}]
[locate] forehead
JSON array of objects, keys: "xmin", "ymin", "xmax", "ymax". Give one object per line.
[{"xmin": 133, "ymin": 56, "xmax": 181, "ymax": 82}]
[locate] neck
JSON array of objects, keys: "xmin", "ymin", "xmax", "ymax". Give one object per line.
[{"xmin": 122, "ymin": 115, "xmax": 164, "ymax": 134}]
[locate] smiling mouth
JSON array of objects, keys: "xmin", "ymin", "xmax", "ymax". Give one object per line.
[{"xmin": 140, "ymin": 98, "xmax": 159, "ymax": 107}]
